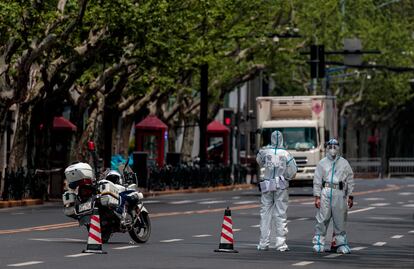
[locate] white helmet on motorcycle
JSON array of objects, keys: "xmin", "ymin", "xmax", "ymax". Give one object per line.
[
  {"xmin": 106, "ymin": 170, "xmax": 122, "ymax": 184},
  {"xmin": 65, "ymin": 162, "xmax": 94, "ymax": 190}
]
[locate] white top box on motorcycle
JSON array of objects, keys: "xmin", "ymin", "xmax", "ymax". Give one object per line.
[{"xmin": 64, "ymin": 162, "xmax": 94, "ymax": 185}]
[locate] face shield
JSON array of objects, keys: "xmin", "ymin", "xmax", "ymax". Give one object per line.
[{"xmin": 326, "ymin": 139, "xmax": 339, "ymax": 158}]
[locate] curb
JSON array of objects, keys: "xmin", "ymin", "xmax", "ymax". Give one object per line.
[{"xmin": 0, "ymin": 199, "xmax": 43, "ymax": 209}]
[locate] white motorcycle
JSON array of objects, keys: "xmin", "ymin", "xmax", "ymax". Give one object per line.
[{"xmin": 62, "ymin": 146, "xmax": 151, "ymax": 244}]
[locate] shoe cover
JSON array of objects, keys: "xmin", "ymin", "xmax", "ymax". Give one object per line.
[
  {"xmin": 313, "ymin": 245, "xmax": 324, "ymax": 253},
  {"xmin": 257, "ymin": 245, "xmax": 269, "ymax": 251},
  {"xmin": 276, "ymin": 245, "xmax": 289, "ymax": 252},
  {"xmin": 337, "ymin": 245, "xmax": 351, "ymax": 254}
]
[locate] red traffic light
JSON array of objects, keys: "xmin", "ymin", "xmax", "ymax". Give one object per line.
[
  {"xmin": 223, "ymin": 109, "xmax": 234, "ymax": 127},
  {"xmin": 87, "ymin": 141, "xmax": 95, "ymax": 151}
]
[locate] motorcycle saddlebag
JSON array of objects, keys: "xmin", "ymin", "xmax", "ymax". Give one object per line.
[
  {"xmin": 99, "ymin": 180, "xmax": 122, "ymax": 208},
  {"xmin": 62, "ymin": 191, "xmax": 77, "ymax": 217}
]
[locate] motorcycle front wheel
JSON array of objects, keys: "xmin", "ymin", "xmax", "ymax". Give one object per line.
[{"xmin": 129, "ymin": 212, "xmax": 151, "ymax": 243}]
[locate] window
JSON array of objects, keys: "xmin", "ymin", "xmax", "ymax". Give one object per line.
[{"xmin": 261, "ymin": 127, "xmax": 318, "ymax": 150}]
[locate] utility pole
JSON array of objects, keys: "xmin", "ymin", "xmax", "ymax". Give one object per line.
[
  {"xmin": 235, "ymin": 86, "xmax": 241, "ymax": 183},
  {"xmin": 199, "ymin": 63, "xmax": 208, "ymax": 167}
]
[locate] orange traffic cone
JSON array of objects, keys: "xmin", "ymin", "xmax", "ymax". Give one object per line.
[
  {"xmin": 83, "ymin": 207, "xmax": 107, "ymax": 254},
  {"xmin": 214, "ymin": 207, "xmax": 238, "ymax": 253}
]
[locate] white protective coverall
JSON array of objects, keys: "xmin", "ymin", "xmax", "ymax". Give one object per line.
[
  {"xmin": 256, "ymin": 130, "xmax": 297, "ymax": 251},
  {"xmin": 312, "ymin": 153, "xmax": 354, "ymax": 253}
]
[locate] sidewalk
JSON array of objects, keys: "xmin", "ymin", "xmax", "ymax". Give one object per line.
[
  {"xmin": 0, "ymin": 199, "xmax": 44, "ymax": 208},
  {"xmin": 0, "ymin": 183, "xmax": 256, "ymax": 209}
]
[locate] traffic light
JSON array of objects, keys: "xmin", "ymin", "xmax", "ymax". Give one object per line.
[
  {"xmin": 310, "ymin": 45, "xmax": 318, "ymax": 79},
  {"xmin": 223, "ymin": 109, "xmax": 234, "ymax": 127},
  {"xmin": 310, "ymin": 45, "xmax": 325, "ymax": 78},
  {"xmin": 318, "ymin": 45, "xmax": 325, "ymax": 78}
]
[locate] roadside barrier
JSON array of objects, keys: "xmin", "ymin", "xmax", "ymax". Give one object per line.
[
  {"xmin": 388, "ymin": 158, "xmax": 414, "ymax": 177},
  {"xmin": 146, "ymin": 163, "xmax": 243, "ymax": 191},
  {"xmin": 348, "ymin": 158, "xmax": 382, "ymax": 178}
]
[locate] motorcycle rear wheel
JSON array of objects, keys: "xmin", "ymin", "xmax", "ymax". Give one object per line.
[{"xmin": 129, "ymin": 212, "xmax": 151, "ymax": 243}]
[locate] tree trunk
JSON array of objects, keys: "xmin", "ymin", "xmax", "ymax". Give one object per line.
[
  {"xmin": 8, "ymin": 104, "xmax": 32, "ymax": 170},
  {"xmin": 181, "ymin": 121, "xmax": 195, "ymax": 162},
  {"xmin": 119, "ymin": 113, "xmax": 134, "ymax": 155},
  {"xmin": 168, "ymin": 126, "xmax": 177, "ymax": 153},
  {"xmin": 345, "ymin": 114, "xmax": 358, "ymax": 158},
  {"xmin": 378, "ymin": 125, "xmax": 389, "ymax": 178},
  {"xmin": 73, "ymin": 93, "xmax": 105, "ymax": 163}
]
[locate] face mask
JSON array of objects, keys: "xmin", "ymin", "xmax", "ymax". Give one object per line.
[{"xmin": 328, "ymin": 148, "xmax": 338, "ymax": 158}]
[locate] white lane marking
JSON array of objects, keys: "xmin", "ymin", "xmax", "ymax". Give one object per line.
[
  {"xmin": 369, "ymin": 203, "xmax": 390, "ymax": 207},
  {"xmin": 233, "ymin": 228, "xmax": 241, "ymax": 232},
  {"xmin": 349, "ymin": 207, "xmax": 375, "ymax": 214},
  {"xmin": 325, "ymin": 253, "xmax": 342, "ymax": 258},
  {"xmin": 397, "ymin": 202, "xmax": 404, "ymax": 205},
  {"xmin": 300, "ymin": 202, "xmax": 314, "ymax": 205},
  {"xmin": 192, "ymin": 234, "xmax": 212, "ymax": 238},
  {"xmin": 29, "ymin": 238, "xmax": 84, "ymax": 242},
  {"xmin": 402, "ymin": 204, "xmax": 414, "ymax": 207},
  {"xmin": 296, "ymin": 217, "xmax": 310, "ymax": 221},
  {"xmin": 198, "ymin": 200, "xmax": 227, "ymax": 205},
  {"xmin": 160, "ymin": 239, "xmax": 184, "ymax": 243},
  {"xmin": 65, "ymin": 253, "xmax": 94, "ymax": 257},
  {"xmin": 144, "ymin": 200, "xmax": 161, "ymax": 204},
  {"xmin": 287, "ymin": 220, "xmax": 291, "ymax": 223},
  {"xmin": 11, "ymin": 213, "xmax": 25, "ymax": 215},
  {"xmin": 399, "ymin": 192, "xmax": 414, "ymax": 196},
  {"xmin": 292, "ymin": 261, "xmax": 314, "ymax": 266},
  {"xmin": 250, "ymin": 224, "xmax": 260, "ymax": 228},
  {"xmin": 113, "ymin": 245, "xmax": 140, "ymax": 250},
  {"xmin": 351, "ymin": 246, "xmax": 367, "ymax": 251},
  {"xmin": 233, "ymin": 200, "xmax": 257, "ymax": 205},
  {"xmin": 409, "ymin": 230, "xmax": 414, "ymax": 234},
  {"xmin": 407, "ymin": 184, "xmax": 414, "ymax": 187},
  {"xmin": 232, "ymin": 196, "xmax": 241, "ymax": 199},
  {"xmin": 242, "ymin": 243, "xmax": 259, "ymax": 247},
  {"xmin": 7, "ymin": 261, "xmax": 44, "ymax": 267},
  {"xmin": 370, "ymin": 216, "xmax": 404, "ymax": 221},
  {"xmin": 373, "ymin": 242, "xmax": 387, "ymax": 246},
  {"xmin": 391, "ymin": 235, "xmax": 404, "ymax": 239},
  {"xmin": 364, "ymin": 197, "xmax": 385, "ymax": 201},
  {"xmin": 169, "ymin": 200, "xmax": 193, "ymax": 205}
]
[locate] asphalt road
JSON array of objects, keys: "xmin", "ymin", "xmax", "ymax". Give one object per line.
[{"xmin": 0, "ymin": 178, "xmax": 413, "ymax": 269}]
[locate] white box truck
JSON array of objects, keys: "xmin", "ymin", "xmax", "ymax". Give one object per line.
[{"xmin": 256, "ymin": 95, "xmax": 338, "ymax": 185}]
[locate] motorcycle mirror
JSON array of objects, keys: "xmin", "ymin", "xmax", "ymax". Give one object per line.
[{"xmin": 87, "ymin": 141, "xmax": 95, "ymax": 151}]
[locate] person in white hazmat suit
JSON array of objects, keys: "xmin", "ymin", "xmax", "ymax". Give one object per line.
[
  {"xmin": 312, "ymin": 139, "xmax": 355, "ymax": 254},
  {"xmin": 256, "ymin": 130, "xmax": 297, "ymax": 251}
]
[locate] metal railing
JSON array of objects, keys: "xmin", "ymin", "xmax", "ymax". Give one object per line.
[
  {"xmin": 388, "ymin": 158, "xmax": 414, "ymax": 177},
  {"xmin": 348, "ymin": 158, "xmax": 382, "ymax": 178}
]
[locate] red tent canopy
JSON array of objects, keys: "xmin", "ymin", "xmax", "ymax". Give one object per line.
[
  {"xmin": 53, "ymin": 116, "xmax": 77, "ymax": 131},
  {"xmin": 206, "ymin": 120, "xmax": 229, "ymax": 165},
  {"xmin": 135, "ymin": 115, "xmax": 168, "ymax": 167},
  {"xmin": 207, "ymin": 120, "xmax": 230, "ymax": 133},
  {"xmin": 40, "ymin": 116, "xmax": 77, "ymax": 131},
  {"xmin": 135, "ymin": 115, "xmax": 168, "ymax": 131}
]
